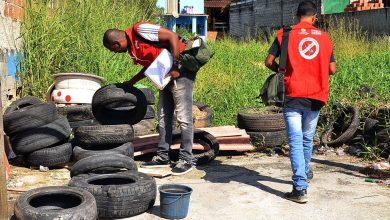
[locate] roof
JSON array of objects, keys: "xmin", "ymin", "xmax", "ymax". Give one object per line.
[{"xmin": 205, "ymin": 1, "xmax": 231, "ymax": 8}]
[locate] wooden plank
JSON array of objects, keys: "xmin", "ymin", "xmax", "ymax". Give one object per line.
[
  {"xmin": 138, "ymin": 167, "xmax": 172, "ymax": 178},
  {"xmin": 0, "ymin": 88, "xmax": 8, "ymax": 220}
]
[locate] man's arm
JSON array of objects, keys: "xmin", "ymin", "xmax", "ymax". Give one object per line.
[
  {"xmin": 125, "ymin": 66, "xmax": 147, "ymax": 85},
  {"xmin": 265, "ymin": 54, "xmax": 279, "ymax": 73},
  {"xmin": 158, "ymin": 27, "xmax": 181, "ymax": 78},
  {"xmin": 329, "ymin": 62, "xmax": 336, "ymax": 75}
]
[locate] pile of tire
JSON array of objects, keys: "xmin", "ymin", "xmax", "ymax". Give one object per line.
[
  {"xmin": 57, "ymin": 104, "xmax": 100, "ymax": 129},
  {"xmin": 237, "ymin": 107, "xmax": 287, "ymax": 151},
  {"xmin": 361, "ymin": 107, "xmax": 390, "ymax": 157},
  {"xmin": 133, "ymin": 87, "xmax": 157, "ymax": 136},
  {"xmin": 4, "ymin": 96, "xmax": 72, "ymax": 167},
  {"xmin": 67, "ymin": 83, "xmax": 156, "ymax": 219}
]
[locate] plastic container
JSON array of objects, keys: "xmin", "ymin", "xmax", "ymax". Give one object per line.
[{"xmin": 159, "ymin": 184, "xmax": 193, "ymax": 219}]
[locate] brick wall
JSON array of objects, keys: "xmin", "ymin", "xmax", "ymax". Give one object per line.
[
  {"xmin": 3, "ymin": 0, "xmax": 23, "ymax": 21},
  {"xmin": 0, "ymin": 0, "xmax": 23, "ymax": 107}
]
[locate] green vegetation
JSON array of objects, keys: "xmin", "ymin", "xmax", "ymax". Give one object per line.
[{"xmin": 20, "ymin": 1, "xmax": 390, "ymax": 128}]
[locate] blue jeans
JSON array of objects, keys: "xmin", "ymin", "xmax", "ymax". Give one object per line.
[
  {"xmin": 283, "ymin": 108, "xmax": 320, "ymax": 191},
  {"xmin": 157, "ymin": 74, "xmax": 194, "ymax": 164}
]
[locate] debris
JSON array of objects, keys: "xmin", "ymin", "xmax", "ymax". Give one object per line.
[
  {"xmin": 372, "ymin": 162, "xmax": 390, "ymax": 170},
  {"xmin": 39, "ymin": 166, "xmax": 49, "ymax": 172},
  {"xmin": 336, "ymin": 148, "xmax": 345, "ymax": 156},
  {"xmin": 348, "ymin": 146, "xmax": 362, "ymax": 156},
  {"xmin": 365, "ymin": 177, "xmax": 380, "ymax": 183}
]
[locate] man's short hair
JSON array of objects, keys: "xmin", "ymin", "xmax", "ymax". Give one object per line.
[
  {"xmin": 103, "ymin": 29, "xmax": 122, "ymax": 47},
  {"xmin": 297, "ymin": 1, "xmax": 317, "ymax": 17}
]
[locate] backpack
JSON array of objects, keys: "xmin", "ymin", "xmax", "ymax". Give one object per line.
[
  {"xmin": 133, "ymin": 27, "xmax": 213, "ymax": 73},
  {"xmin": 260, "ymin": 27, "xmax": 291, "ymax": 107}
]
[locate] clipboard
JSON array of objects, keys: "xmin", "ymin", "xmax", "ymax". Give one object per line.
[{"xmin": 144, "ymin": 49, "xmax": 173, "ymax": 90}]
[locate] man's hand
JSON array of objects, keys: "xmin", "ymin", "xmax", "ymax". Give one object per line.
[{"xmin": 168, "ymin": 69, "xmax": 180, "ymax": 78}]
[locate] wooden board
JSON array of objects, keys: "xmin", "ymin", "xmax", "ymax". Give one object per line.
[{"xmin": 138, "ymin": 167, "xmax": 172, "ymax": 178}]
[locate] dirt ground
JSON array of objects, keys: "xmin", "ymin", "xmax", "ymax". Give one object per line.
[{"xmin": 7, "ymin": 153, "xmax": 390, "ymax": 220}]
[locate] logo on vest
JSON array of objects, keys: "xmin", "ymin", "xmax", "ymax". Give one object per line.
[{"xmin": 299, "ymin": 37, "xmax": 320, "ymax": 60}]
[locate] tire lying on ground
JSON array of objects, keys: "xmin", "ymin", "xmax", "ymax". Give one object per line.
[
  {"xmin": 237, "ymin": 107, "xmax": 285, "ymax": 132},
  {"xmin": 144, "ymin": 105, "xmax": 155, "ymax": 119},
  {"xmin": 193, "ymin": 102, "xmax": 213, "ymax": 128},
  {"xmin": 139, "ymin": 87, "xmax": 155, "ymax": 105},
  {"xmin": 25, "ymin": 142, "xmax": 72, "ymax": 167},
  {"xmin": 10, "ymin": 116, "xmax": 71, "ymax": 155},
  {"xmin": 74, "ymin": 125, "xmax": 134, "ymax": 147},
  {"xmin": 4, "ymin": 102, "xmax": 58, "ymax": 135},
  {"xmin": 170, "ymin": 129, "xmax": 219, "ymax": 165},
  {"xmin": 248, "ymin": 130, "xmax": 288, "ymax": 148},
  {"xmin": 14, "ymin": 186, "xmax": 97, "ymax": 220},
  {"xmin": 70, "ymin": 154, "xmax": 137, "ymax": 177},
  {"xmin": 133, "ymin": 119, "xmax": 156, "ymax": 136},
  {"xmin": 56, "ymin": 104, "xmax": 94, "ymax": 122},
  {"xmin": 376, "ymin": 107, "xmax": 389, "ymax": 127},
  {"xmin": 92, "ymin": 83, "xmax": 147, "ymax": 125},
  {"xmin": 321, "ymin": 106, "xmax": 360, "ymax": 146},
  {"xmin": 73, "ymin": 142, "xmax": 135, "ymax": 161},
  {"xmin": 69, "ymin": 171, "xmax": 156, "ymax": 218},
  {"xmin": 5, "ymin": 96, "xmax": 42, "ymax": 115},
  {"xmin": 363, "ymin": 118, "xmax": 380, "ymax": 144},
  {"xmin": 377, "ymin": 128, "xmax": 390, "ymax": 144}
]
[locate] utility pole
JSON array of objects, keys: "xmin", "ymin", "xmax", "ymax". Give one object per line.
[{"xmin": 0, "ymin": 88, "xmax": 9, "ymax": 219}]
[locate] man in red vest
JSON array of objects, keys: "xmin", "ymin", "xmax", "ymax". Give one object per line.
[
  {"xmin": 103, "ymin": 22, "xmax": 195, "ymax": 175},
  {"xmin": 265, "ymin": 1, "xmax": 337, "ymax": 203}
]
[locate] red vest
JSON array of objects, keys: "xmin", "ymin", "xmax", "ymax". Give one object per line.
[
  {"xmin": 125, "ymin": 22, "xmax": 186, "ymax": 68},
  {"xmin": 276, "ymin": 21, "xmax": 333, "ymax": 105}
]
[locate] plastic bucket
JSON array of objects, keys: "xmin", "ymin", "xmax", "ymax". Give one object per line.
[{"xmin": 159, "ymin": 184, "xmax": 193, "ymax": 219}]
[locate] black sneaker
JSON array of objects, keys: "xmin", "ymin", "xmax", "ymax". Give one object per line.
[
  {"xmin": 307, "ymin": 170, "xmax": 314, "ymax": 183},
  {"xmin": 285, "ymin": 189, "xmax": 308, "ymax": 204},
  {"xmin": 141, "ymin": 156, "xmax": 170, "ymax": 168},
  {"xmin": 171, "ymin": 160, "xmax": 193, "ymax": 176}
]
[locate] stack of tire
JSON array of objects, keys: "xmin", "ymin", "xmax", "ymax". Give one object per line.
[
  {"xmin": 57, "ymin": 104, "xmax": 100, "ymax": 129},
  {"xmin": 237, "ymin": 107, "xmax": 287, "ymax": 151},
  {"xmin": 133, "ymin": 87, "xmax": 157, "ymax": 136},
  {"xmin": 68, "ymin": 83, "xmax": 156, "ymax": 219},
  {"xmin": 4, "ymin": 96, "xmax": 72, "ymax": 167}
]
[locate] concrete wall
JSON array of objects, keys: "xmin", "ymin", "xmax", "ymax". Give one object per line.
[
  {"xmin": 327, "ymin": 8, "xmax": 390, "ymax": 35},
  {"xmin": 0, "ymin": 0, "xmax": 23, "ymax": 106},
  {"xmin": 230, "ymin": 0, "xmax": 322, "ymax": 38},
  {"xmin": 229, "ymin": 0, "xmax": 255, "ymax": 39}
]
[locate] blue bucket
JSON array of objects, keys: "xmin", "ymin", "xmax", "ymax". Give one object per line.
[{"xmin": 159, "ymin": 184, "xmax": 193, "ymax": 219}]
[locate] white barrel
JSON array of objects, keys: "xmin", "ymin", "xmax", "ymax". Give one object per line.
[
  {"xmin": 53, "ymin": 73, "xmax": 105, "ymax": 90},
  {"xmin": 51, "ymin": 88, "xmax": 96, "ymax": 104}
]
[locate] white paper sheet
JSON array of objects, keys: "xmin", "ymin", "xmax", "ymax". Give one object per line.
[{"xmin": 144, "ymin": 49, "xmax": 173, "ymax": 90}]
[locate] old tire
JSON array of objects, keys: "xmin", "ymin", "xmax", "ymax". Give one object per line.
[
  {"xmin": 10, "ymin": 116, "xmax": 71, "ymax": 155},
  {"xmin": 4, "ymin": 102, "xmax": 58, "ymax": 135},
  {"xmin": 377, "ymin": 128, "xmax": 390, "ymax": 144},
  {"xmin": 363, "ymin": 118, "xmax": 380, "ymax": 143},
  {"xmin": 14, "ymin": 186, "xmax": 97, "ymax": 220},
  {"xmin": 5, "ymin": 96, "xmax": 42, "ymax": 115},
  {"xmin": 248, "ymin": 130, "xmax": 288, "ymax": 149},
  {"xmin": 69, "ymin": 119, "xmax": 100, "ymax": 129},
  {"xmin": 140, "ymin": 88, "xmax": 155, "ymax": 105},
  {"xmin": 25, "ymin": 142, "xmax": 72, "ymax": 167},
  {"xmin": 92, "ymin": 83, "xmax": 147, "ymax": 125},
  {"xmin": 70, "ymin": 154, "xmax": 137, "ymax": 177},
  {"xmin": 377, "ymin": 108, "xmax": 389, "ymax": 127},
  {"xmin": 321, "ymin": 106, "xmax": 360, "ymax": 146},
  {"xmin": 73, "ymin": 142, "xmax": 135, "ymax": 161},
  {"xmin": 69, "ymin": 171, "xmax": 156, "ymax": 218},
  {"xmin": 56, "ymin": 104, "xmax": 94, "ymax": 122},
  {"xmin": 133, "ymin": 119, "xmax": 156, "ymax": 136},
  {"xmin": 74, "ymin": 125, "xmax": 134, "ymax": 147},
  {"xmin": 144, "ymin": 105, "xmax": 155, "ymax": 119},
  {"xmin": 237, "ymin": 107, "xmax": 285, "ymax": 132},
  {"xmin": 171, "ymin": 129, "xmax": 220, "ymax": 165}
]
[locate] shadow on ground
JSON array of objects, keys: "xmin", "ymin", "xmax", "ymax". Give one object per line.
[{"xmin": 197, "ymin": 159, "xmax": 291, "ymax": 199}]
